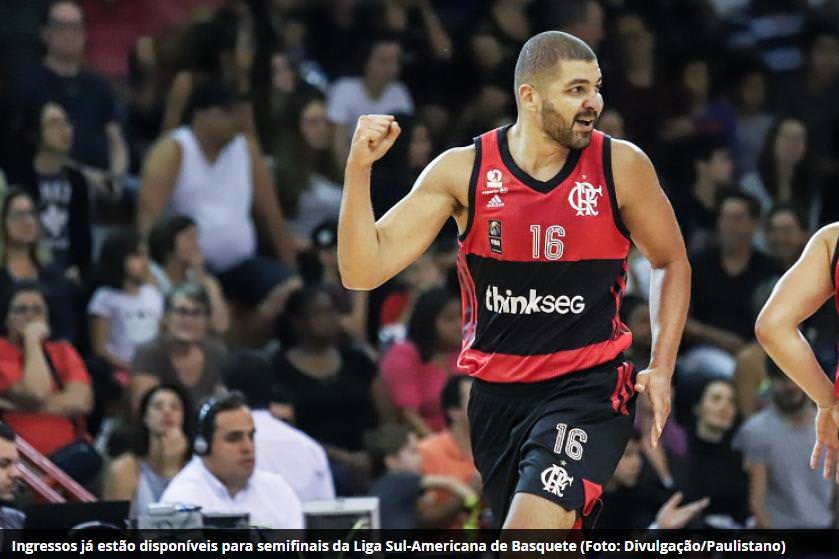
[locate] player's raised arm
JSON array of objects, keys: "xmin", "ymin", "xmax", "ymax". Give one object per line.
[
  {"xmin": 338, "ymin": 115, "xmax": 470, "ymax": 290},
  {"xmin": 612, "ymin": 139, "xmax": 691, "ymax": 446}
]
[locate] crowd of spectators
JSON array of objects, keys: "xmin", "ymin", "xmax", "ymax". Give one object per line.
[{"xmin": 0, "ymin": 0, "xmax": 836, "ymax": 530}]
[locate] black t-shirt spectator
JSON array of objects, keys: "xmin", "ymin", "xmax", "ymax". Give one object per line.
[
  {"xmin": 690, "ymin": 246, "xmax": 780, "ymax": 340},
  {"xmin": 677, "ymin": 431, "xmax": 749, "ymax": 527},
  {"xmin": 7, "ymin": 164, "xmax": 92, "ymax": 275},
  {"xmin": 15, "ymin": 64, "xmax": 117, "ymax": 170},
  {"xmin": 273, "ymin": 347, "xmax": 378, "ymax": 451}
]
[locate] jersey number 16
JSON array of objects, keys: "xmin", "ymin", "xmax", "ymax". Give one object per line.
[{"xmin": 530, "ymin": 225, "xmax": 565, "ymax": 260}]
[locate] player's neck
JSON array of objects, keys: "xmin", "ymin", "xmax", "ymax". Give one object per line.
[{"xmin": 507, "ymin": 122, "xmax": 572, "ymax": 181}]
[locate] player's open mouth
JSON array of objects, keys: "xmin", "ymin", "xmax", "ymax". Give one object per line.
[{"xmin": 575, "ymin": 118, "xmax": 594, "ymax": 130}]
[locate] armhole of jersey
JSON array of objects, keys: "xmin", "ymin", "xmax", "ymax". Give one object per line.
[
  {"xmin": 831, "ymin": 231, "xmax": 839, "ymax": 290},
  {"xmin": 457, "ymin": 138, "xmax": 482, "ymax": 242},
  {"xmin": 602, "ymin": 135, "xmax": 632, "ymax": 240}
]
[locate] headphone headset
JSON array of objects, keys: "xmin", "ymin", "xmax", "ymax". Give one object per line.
[{"xmin": 193, "ymin": 394, "xmax": 224, "ymax": 456}]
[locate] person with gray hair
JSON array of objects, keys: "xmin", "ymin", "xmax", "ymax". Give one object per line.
[{"xmin": 338, "ymin": 30, "xmax": 690, "ymax": 530}]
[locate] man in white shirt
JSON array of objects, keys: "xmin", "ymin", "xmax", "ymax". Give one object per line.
[
  {"xmin": 221, "ymin": 351, "xmax": 335, "ymax": 502},
  {"xmin": 159, "ymin": 392, "xmax": 303, "ymax": 528}
]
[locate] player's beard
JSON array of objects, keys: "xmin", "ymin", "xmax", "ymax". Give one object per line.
[{"xmin": 541, "ymin": 100, "xmax": 597, "ymax": 149}]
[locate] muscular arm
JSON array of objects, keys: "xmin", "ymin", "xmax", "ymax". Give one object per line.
[
  {"xmin": 138, "ymin": 138, "xmax": 181, "ymax": 235},
  {"xmin": 613, "ymin": 140, "xmax": 690, "ymax": 374},
  {"xmin": 754, "ymin": 225, "xmax": 838, "ymax": 408},
  {"xmin": 613, "ymin": 140, "xmax": 690, "ymax": 441},
  {"xmin": 338, "ymin": 116, "xmax": 470, "ymax": 290}
]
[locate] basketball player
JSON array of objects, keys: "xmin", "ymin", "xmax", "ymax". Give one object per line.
[
  {"xmin": 756, "ymin": 224, "xmax": 839, "ymax": 483},
  {"xmin": 338, "ymin": 31, "xmax": 690, "ymax": 529}
]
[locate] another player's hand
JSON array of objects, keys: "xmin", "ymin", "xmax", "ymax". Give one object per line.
[
  {"xmin": 811, "ymin": 401, "xmax": 839, "ymax": 483},
  {"xmin": 634, "ymin": 367, "xmax": 672, "ymax": 448},
  {"xmin": 347, "ymin": 114, "xmax": 401, "ymax": 169}
]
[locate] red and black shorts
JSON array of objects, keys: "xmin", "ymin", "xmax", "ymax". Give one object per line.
[{"xmin": 468, "ymin": 358, "xmax": 636, "ymax": 528}]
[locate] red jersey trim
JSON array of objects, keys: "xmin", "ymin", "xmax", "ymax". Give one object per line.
[{"xmin": 458, "ymin": 331, "xmax": 632, "ymax": 383}]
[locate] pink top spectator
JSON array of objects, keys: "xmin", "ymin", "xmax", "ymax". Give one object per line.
[{"xmin": 380, "ymin": 341, "xmax": 465, "ymax": 432}]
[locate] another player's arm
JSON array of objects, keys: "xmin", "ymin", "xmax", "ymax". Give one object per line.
[
  {"xmin": 339, "ymin": 115, "xmax": 470, "ymax": 290},
  {"xmin": 755, "ymin": 225, "xmax": 839, "ymax": 482},
  {"xmin": 755, "ymin": 224, "xmax": 837, "ymax": 408},
  {"xmin": 612, "ymin": 139, "xmax": 691, "ymax": 443}
]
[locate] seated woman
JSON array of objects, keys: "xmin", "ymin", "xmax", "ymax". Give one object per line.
[
  {"xmin": 679, "ymin": 378, "xmax": 749, "ymax": 528},
  {"xmin": 273, "ymin": 287, "xmax": 387, "ymax": 494},
  {"xmin": 0, "ymin": 281, "xmax": 93, "ymax": 458},
  {"xmin": 147, "ymin": 215, "xmax": 230, "ymax": 335},
  {"xmin": 0, "ymin": 189, "xmax": 78, "ymax": 342},
  {"xmin": 130, "ymin": 282, "xmax": 227, "ymax": 412},
  {"xmin": 380, "ymin": 287, "xmax": 464, "ymax": 436},
  {"xmin": 103, "ymin": 384, "xmax": 193, "ymax": 517}
]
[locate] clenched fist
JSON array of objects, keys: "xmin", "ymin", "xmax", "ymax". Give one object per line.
[{"xmin": 347, "ymin": 114, "xmax": 401, "ymax": 169}]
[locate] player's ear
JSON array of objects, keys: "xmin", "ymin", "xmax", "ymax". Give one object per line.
[{"xmin": 518, "ymin": 83, "xmax": 540, "ymax": 113}]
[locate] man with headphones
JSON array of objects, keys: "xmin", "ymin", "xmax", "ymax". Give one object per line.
[{"xmin": 159, "ymin": 392, "xmax": 303, "ymax": 528}]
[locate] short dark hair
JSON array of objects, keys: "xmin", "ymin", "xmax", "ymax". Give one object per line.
[
  {"xmin": 716, "ymin": 189, "xmax": 761, "ymax": 220},
  {"xmin": 407, "ymin": 287, "xmax": 459, "ymax": 363},
  {"xmin": 148, "ymin": 215, "xmax": 195, "ymax": 265},
  {"xmin": 440, "ymin": 375, "xmax": 471, "ymax": 427},
  {"xmin": 365, "ymin": 424, "xmax": 412, "ymax": 478},
  {"xmin": 132, "ymin": 383, "xmax": 194, "ymax": 459},
  {"xmin": 95, "ymin": 229, "xmax": 143, "ymax": 289},
  {"xmin": 186, "ymin": 80, "xmax": 237, "ymax": 122},
  {"xmin": 221, "ymin": 350, "xmax": 278, "ymax": 410},
  {"xmin": 196, "ymin": 391, "xmax": 249, "ymax": 451},
  {"xmin": 514, "ymin": 31, "xmax": 596, "ymax": 93},
  {"xmin": 0, "ymin": 422, "xmax": 15, "ymax": 443}
]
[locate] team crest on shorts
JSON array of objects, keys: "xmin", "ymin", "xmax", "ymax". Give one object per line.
[
  {"xmin": 488, "ymin": 220, "xmax": 502, "ymax": 254},
  {"xmin": 541, "ymin": 464, "xmax": 574, "ymax": 498}
]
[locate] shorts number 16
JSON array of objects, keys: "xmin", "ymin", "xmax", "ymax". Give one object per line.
[{"xmin": 554, "ymin": 423, "xmax": 587, "ymax": 460}]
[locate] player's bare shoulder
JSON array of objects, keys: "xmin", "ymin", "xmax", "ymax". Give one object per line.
[
  {"xmin": 417, "ymin": 144, "xmax": 475, "ymax": 218},
  {"xmin": 812, "ymin": 222, "xmax": 839, "ymax": 257},
  {"xmin": 607, "ymin": 137, "xmax": 660, "ymax": 207}
]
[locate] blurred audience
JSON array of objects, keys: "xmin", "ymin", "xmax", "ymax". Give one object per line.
[
  {"xmin": 14, "ymin": 1, "xmax": 128, "ymax": 192},
  {"xmin": 366, "ymin": 423, "xmax": 478, "ymax": 529},
  {"xmin": 222, "ymin": 350, "xmax": 335, "ymax": 502},
  {"xmin": 160, "ymin": 391, "xmax": 304, "ymax": 528},
  {"xmin": 733, "ymin": 360, "xmax": 836, "ymax": 528},
  {"xmin": 147, "ymin": 215, "xmax": 229, "ymax": 335},
  {"xmin": 8, "ymin": 101, "xmax": 92, "ymax": 281},
  {"xmin": 103, "ymin": 383, "xmax": 193, "ymax": 517},
  {"xmin": 88, "ymin": 230, "xmax": 163, "ymax": 373},
  {"xmin": 381, "ymin": 287, "xmax": 465, "ymax": 436},
  {"xmin": 0, "ymin": 281, "xmax": 94, "ymax": 474},
  {"xmin": 273, "ymin": 287, "xmax": 385, "ymax": 494},
  {"xmin": 130, "ymin": 281, "xmax": 225, "ymax": 412}
]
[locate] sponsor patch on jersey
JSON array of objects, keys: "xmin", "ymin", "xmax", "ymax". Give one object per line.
[{"xmin": 488, "ymin": 220, "xmax": 502, "ymax": 254}]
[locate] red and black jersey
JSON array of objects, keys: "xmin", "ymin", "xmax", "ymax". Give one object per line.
[{"xmin": 456, "ymin": 125, "xmax": 632, "ymax": 383}]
